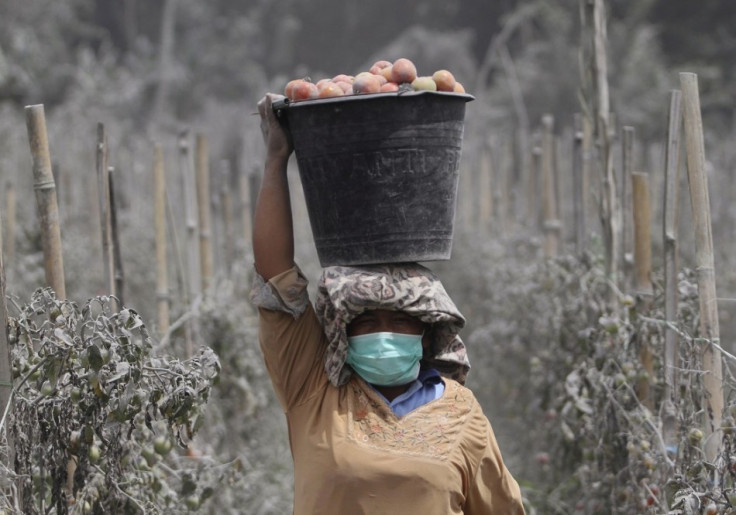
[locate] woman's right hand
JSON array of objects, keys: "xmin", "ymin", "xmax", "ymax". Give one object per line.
[{"xmin": 257, "ymin": 93, "xmax": 293, "ymax": 162}]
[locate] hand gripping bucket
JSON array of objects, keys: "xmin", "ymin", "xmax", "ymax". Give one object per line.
[{"xmin": 274, "ymin": 90, "xmax": 474, "ymax": 267}]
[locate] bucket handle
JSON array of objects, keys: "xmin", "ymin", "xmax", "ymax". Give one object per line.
[
  {"xmin": 271, "ymin": 98, "xmax": 293, "ymax": 145},
  {"xmin": 271, "ymin": 98, "xmax": 290, "ymax": 124}
]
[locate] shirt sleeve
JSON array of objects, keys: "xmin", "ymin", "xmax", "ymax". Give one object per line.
[
  {"xmin": 463, "ymin": 404, "xmax": 526, "ymax": 514},
  {"xmin": 250, "ymin": 266, "xmax": 330, "ymax": 412}
]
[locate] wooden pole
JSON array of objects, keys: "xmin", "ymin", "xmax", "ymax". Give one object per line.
[
  {"xmin": 0, "ymin": 208, "xmax": 11, "ymax": 417},
  {"xmin": 582, "ymin": 115, "xmax": 594, "ymax": 235},
  {"xmin": 220, "ymin": 160, "xmax": 234, "ymax": 275},
  {"xmin": 498, "ymin": 137, "xmax": 513, "ymax": 231},
  {"xmin": 632, "ymin": 171, "xmax": 654, "ymax": 408},
  {"xmin": 622, "ymin": 126, "xmax": 635, "ymax": 288},
  {"xmin": 25, "ymin": 105, "xmax": 66, "ymax": 299},
  {"xmin": 528, "ymin": 134, "xmax": 541, "ymax": 229},
  {"xmin": 515, "ymin": 127, "xmax": 531, "ymax": 222},
  {"xmin": 541, "ymin": 115, "xmax": 560, "ymax": 257},
  {"xmin": 588, "ymin": 0, "xmax": 620, "ymax": 285},
  {"xmin": 96, "ymin": 123, "xmax": 115, "ymax": 299},
  {"xmin": 0, "ymin": 210, "xmax": 13, "ymax": 492},
  {"xmin": 109, "ymin": 166, "xmax": 125, "ymax": 307},
  {"xmin": 680, "ymin": 72, "xmax": 723, "ymax": 465},
  {"xmin": 179, "ymin": 129, "xmax": 200, "ymax": 301},
  {"xmin": 661, "ymin": 89, "xmax": 682, "ymax": 457},
  {"xmin": 572, "ymin": 114, "xmax": 586, "ymax": 253},
  {"xmin": 632, "ymin": 172, "xmax": 653, "ymax": 300},
  {"xmin": 195, "ymin": 133, "xmax": 214, "ymax": 291},
  {"xmin": 5, "ymin": 181, "xmax": 16, "ymax": 265},
  {"xmin": 178, "ymin": 129, "xmax": 196, "ymax": 358},
  {"xmin": 154, "ymin": 144, "xmax": 170, "ymax": 334}
]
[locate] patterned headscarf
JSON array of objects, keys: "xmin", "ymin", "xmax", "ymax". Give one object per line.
[{"xmin": 315, "ymin": 263, "xmax": 470, "ymax": 387}]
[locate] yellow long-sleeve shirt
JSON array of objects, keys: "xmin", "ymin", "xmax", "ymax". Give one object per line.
[{"xmin": 256, "ymin": 267, "xmax": 525, "ymax": 514}]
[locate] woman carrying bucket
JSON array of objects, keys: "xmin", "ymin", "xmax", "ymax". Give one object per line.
[{"xmin": 251, "ymin": 92, "xmax": 525, "ymax": 514}]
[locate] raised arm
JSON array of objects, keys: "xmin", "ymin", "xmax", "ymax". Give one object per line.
[{"xmin": 253, "ymin": 93, "xmax": 295, "ymax": 280}]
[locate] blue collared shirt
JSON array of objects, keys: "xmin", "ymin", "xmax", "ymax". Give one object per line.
[{"xmin": 371, "ymin": 368, "xmax": 445, "ymax": 417}]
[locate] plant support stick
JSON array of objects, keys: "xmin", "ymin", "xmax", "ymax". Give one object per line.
[
  {"xmin": 661, "ymin": 89, "xmax": 682, "ymax": 458},
  {"xmin": 25, "ymin": 104, "xmax": 66, "ymax": 299},
  {"xmin": 680, "ymin": 72, "xmax": 723, "ymax": 466}
]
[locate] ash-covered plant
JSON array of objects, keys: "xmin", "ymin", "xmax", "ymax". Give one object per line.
[
  {"xmin": 465, "ymin": 241, "xmax": 736, "ymax": 514},
  {"xmin": 183, "ymin": 267, "xmax": 294, "ymax": 514},
  {"xmin": 5, "ymin": 288, "xmax": 221, "ymax": 514}
]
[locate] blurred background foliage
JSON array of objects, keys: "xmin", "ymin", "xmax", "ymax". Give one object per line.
[{"xmin": 0, "ymin": 0, "xmax": 734, "ymax": 132}]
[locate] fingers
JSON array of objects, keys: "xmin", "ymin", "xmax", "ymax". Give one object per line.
[{"xmin": 257, "ymin": 93, "xmax": 292, "ymax": 157}]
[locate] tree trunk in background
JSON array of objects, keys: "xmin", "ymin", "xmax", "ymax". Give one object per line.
[
  {"xmin": 123, "ymin": 0, "xmax": 138, "ymax": 52},
  {"xmin": 151, "ymin": 0, "xmax": 178, "ymax": 121}
]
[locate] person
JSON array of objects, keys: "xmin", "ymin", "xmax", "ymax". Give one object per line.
[{"xmin": 250, "ymin": 92, "xmax": 525, "ymax": 514}]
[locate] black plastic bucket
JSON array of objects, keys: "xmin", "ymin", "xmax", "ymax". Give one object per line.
[{"xmin": 274, "ymin": 90, "xmax": 473, "ymax": 267}]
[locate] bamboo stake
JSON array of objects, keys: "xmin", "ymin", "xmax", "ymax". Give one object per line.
[
  {"xmin": 0, "ymin": 209, "xmax": 11, "ymax": 431},
  {"xmin": 96, "ymin": 123, "xmax": 115, "ymax": 299},
  {"xmin": 587, "ymin": 0, "xmax": 621, "ymax": 285},
  {"xmin": 178, "ymin": 129, "xmax": 197, "ymax": 358},
  {"xmin": 154, "ymin": 145, "xmax": 170, "ymax": 334},
  {"xmin": 528, "ymin": 134, "xmax": 541, "ymax": 228},
  {"xmin": 572, "ymin": 114, "xmax": 586, "ymax": 253},
  {"xmin": 220, "ymin": 160, "xmax": 234, "ymax": 275},
  {"xmin": 499, "ymin": 137, "xmax": 513, "ymax": 230},
  {"xmin": 25, "ymin": 105, "xmax": 66, "ymax": 299},
  {"xmin": 661, "ymin": 89, "xmax": 682, "ymax": 457},
  {"xmin": 108, "ymin": 166, "xmax": 125, "ymax": 307},
  {"xmin": 180, "ymin": 130, "xmax": 200, "ymax": 299},
  {"xmin": 632, "ymin": 171, "xmax": 654, "ymax": 408},
  {"xmin": 541, "ymin": 115, "xmax": 560, "ymax": 257},
  {"xmin": 632, "ymin": 172, "xmax": 653, "ymax": 300},
  {"xmin": 0, "ymin": 209, "xmax": 14, "ymax": 504},
  {"xmin": 680, "ymin": 72, "xmax": 723, "ymax": 465},
  {"xmin": 195, "ymin": 133, "xmax": 214, "ymax": 291},
  {"xmin": 582, "ymin": 114, "xmax": 594, "ymax": 234},
  {"xmin": 515, "ymin": 127, "xmax": 531, "ymax": 221},
  {"xmin": 622, "ymin": 126, "xmax": 635, "ymax": 288},
  {"xmin": 5, "ymin": 181, "xmax": 16, "ymax": 264}
]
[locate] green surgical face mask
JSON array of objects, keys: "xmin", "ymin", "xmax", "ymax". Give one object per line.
[{"xmin": 346, "ymin": 332, "xmax": 423, "ymax": 387}]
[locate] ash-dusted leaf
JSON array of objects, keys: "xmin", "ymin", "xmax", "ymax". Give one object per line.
[
  {"xmin": 87, "ymin": 345, "xmax": 104, "ymax": 372},
  {"xmin": 107, "ymin": 361, "xmax": 131, "ymax": 383},
  {"xmin": 574, "ymin": 397, "xmax": 593, "ymax": 415},
  {"xmin": 560, "ymin": 420, "xmax": 576, "ymax": 442},
  {"xmin": 53, "ymin": 327, "xmax": 74, "ymax": 347},
  {"xmin": 180, "ymin": 473, "xmax": 197, "ymax": 496}
]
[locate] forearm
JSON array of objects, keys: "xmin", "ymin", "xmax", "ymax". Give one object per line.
[
  {"xmin": 253, "ymin": 153, "xmax": 294, "ymax": 280},
  {"xmin": 253, "ymin": 93, "xmax": 295, "ymax": 281}
]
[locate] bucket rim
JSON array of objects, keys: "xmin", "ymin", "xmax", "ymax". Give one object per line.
[{"xmin": 272, "ymin": 90, "xmax": 474, "ymax": 115}]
